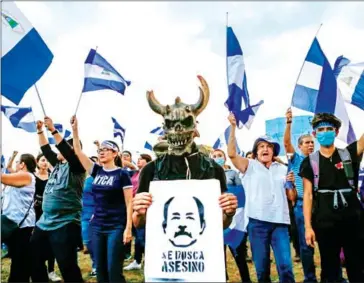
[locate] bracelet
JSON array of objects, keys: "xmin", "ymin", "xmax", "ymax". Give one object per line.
[
  {"xmin": 37, "ymin": 131, "xmax": 43, "ymax": 135},
  {"xmin": 51, "ymin": 129, "xmax": 58, "ymax": 135},
  {"xmin": 224, "ymin": 211, "xmax": 235, "ymax": 217},
  {"xmin": 286, "ymin": 121, "xmax": 292, "ymax": 124}
]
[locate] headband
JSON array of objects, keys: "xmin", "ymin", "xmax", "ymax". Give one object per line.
[
  {"xmin": 101, "ymin": 141, "xmax": 119, "ymax": 152},
  {"xmin": 313, "ymin": 121, "xmax": 335, "ymax": 130}
]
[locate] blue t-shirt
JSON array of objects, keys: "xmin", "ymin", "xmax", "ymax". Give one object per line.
[
  {"xmin": 81, "ymin": 176, "xmax": 95, "ymax": 222},
  {"xmin": 291, "ymin": 152, "xmax": 305, "ymax": 199},
  {"xmin": 91, "ymin": 164, "xmax": 132, "ymax": 227}
]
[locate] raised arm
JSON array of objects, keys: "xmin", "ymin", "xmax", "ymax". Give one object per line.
[
  {"xmin": 1, "ymin": 172, "xmax": 32, "ymax": 188},
  {"xmin": 358, "ymin": 133, "xmax": 364, "ymax": 156},
  {"xmin": 283, "ymin": 107, "xmax": 295, "ymax": 154},
  {"xmin": 37, "ymin": 120, "xmax": 58, "ymax": 166},
  {"xmin": 6, "ymin": 150, "xmax": 18, "ymax": 173},
  {"xmin": 227, "ymin": 113, "xmax": 249, "ymax": 174},
  {"xmin": 70, "ymin": 115, "xmax": 93, "ymax": 173}
]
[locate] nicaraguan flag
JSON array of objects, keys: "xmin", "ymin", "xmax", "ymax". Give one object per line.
[
  {"xmin": 333, "ymin": 56, "xmax": 364, "ymax": 111},
  {"xmin": 82, "ymin": 49, "xmax": 131, "ymax": 95},
  {"xmin": 112, "ymin": 117, "xmax": 126, "ymax": 145},
  {"xmin": 1, "ymin": 105, "xmax": 36, "ymax": 133},
  {"xmin": 47, "ymin": 124, "xmax": 71, "ymax": 144},
  {"xmin": 144, "ymin": 126, "xmax": 165, "ymax": 151},
  {"xmin": 266, "ymin": 115, "xmax": 319, "ymax": 156},
  {"xmin": 1, "ymin": 2, "xmax": 53, "ymax": 105},
  {"xmin": 224, "ymin": 184, "xmax": 246, "ymax": 250},
  {"xmin": 225, "ymin": 26, "xmax": 263, "ymax": 129},
  {"xmin": 291, "ymin": 37, "xmax": 356, "ymax": 144},
  {"xmin": 213, "ymin": 125, "xmax": 242, "ymax": 155}
]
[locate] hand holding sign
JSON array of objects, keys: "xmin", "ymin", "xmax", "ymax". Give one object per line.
[{"xmin": 133, "ymin": 192, "xmax": 153, "ymax": 216}]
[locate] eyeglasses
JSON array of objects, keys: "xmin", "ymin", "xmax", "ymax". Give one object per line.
[{"xmin": 97, "ymin": 148, "xmax": 114, "ymax": 154}]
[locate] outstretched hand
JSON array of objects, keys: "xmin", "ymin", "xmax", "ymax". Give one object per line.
[{"xmin": 70, "ymin": 115, "xmax": 78, "ymax": 131}]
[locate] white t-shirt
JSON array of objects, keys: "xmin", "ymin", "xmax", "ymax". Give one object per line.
[
  {"xmin": 241, "ymin": 159, "xmax": 290, "ymax": 225},
  {"xmin": 2, "ymin": 173, "xmax": 36, "ymax": 228}
]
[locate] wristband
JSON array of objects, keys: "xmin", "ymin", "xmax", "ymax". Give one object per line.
[
  {"xmin": 286, "ymin": 121, "xmax": 292, "ymax": 124},
  {"xmin": 37, "ymin": 131, "xmax": 43, "ymax": 135},
  {"xmin": 51, "ymin": 129, "xmax": 58, "ymax": 135},
  {"xmin": 224, "ymin": 211, "xmax": 235, "ymax": 217}
]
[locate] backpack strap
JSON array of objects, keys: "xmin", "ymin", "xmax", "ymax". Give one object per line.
[
  {"xmin": 337, "ymin": 148, "xmax": 355, "ymax": 189},
  {"xmin": 309, "ymin": 151, "xmax": 320, "ymax": 192}
]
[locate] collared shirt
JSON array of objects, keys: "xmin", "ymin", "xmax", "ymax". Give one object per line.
[
  {"xmin": 291, "ymin": 152, "xmax": 305, "ymax": 199},
  {"xmin": 241, "ymin": 159, "xmax": 290, "ymax": 225}
]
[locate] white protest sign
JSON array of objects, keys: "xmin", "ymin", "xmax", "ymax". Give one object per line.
[{"xmin": 144, "ymin": 179, "xmax": 225, "ymax": 282}]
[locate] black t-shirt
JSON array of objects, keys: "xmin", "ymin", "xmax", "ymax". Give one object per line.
[
  {"xmin": 34, "ymin": 176, "xmax": 48, "ymax": 220},
  {"xmin": 299, "ymin": 141, "xmax": 362, "ymax": 228},
  {"xmin": 137, "ymin": 155, "xmax": 227, "ymax": 194}
]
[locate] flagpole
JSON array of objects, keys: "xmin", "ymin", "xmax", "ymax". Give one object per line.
[
  {"xmin": 290, "ymin": 23, "xmax": 323, "ymax": 110},
  {"xmin": 74, "ymin": 45, "xmax": 98, "ymax": 116},
  {"xmin": 34, "ymin": 84, "xmax": 47, "ymax": 116}
]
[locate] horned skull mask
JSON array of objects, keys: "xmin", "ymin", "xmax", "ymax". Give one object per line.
[{"xmin": 146, "ymin": 75, "xmax": 210, "ymax": 156}]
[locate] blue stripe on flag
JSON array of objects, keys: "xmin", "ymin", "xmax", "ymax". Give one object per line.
[
  {"xmin": 226, "ymin": 27, "xmax": 243, "ymax": 57},
  {"xmin": 144, "ymin": 141, "xmax": 153, "ymax": 151},
  {"xmin": 305, "ymin": 38, "xmax": 325, "ymax": 66},
  {"xmin": 291, "ymin": 85, "xmax": 319, "ymax": 113},
  {"xmin": 227, "ymin": 185, "xmax": 245, "ymax": 208},
  {"xmin": 224, "ymin": 228, "xmax": 245, "ymax": 250},
  {"xmin": 353, "ymin": 72, "xmax": 364, "ymax": 110},
  {"xmin": 82, "ymin": 77, "xmax": 128, "ymax": 95},
  {"xmin": 2, "ymin": 28, "xmax": 53, "ymax": 105}
]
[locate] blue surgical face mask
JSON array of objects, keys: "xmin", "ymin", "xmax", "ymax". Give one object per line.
[
  {"xmin": 316, "ymin": 131, "xmax": 336, "ymax": 146},
  {"xmin": 214, "ymin": 157, "xmax": 225, "ymax": 166}
]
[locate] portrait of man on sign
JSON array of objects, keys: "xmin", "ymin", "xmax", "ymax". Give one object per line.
[{"xmin": 162, "ymin": 196, "xmax": 206, "ymax": 248}]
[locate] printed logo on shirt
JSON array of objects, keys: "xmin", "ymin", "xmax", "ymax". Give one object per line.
[
  {"xmin": 93, "ymin": 175, "xmax": 116, "ymax": 186},
  {"xmin": 335, "ymin": 162, "xmax": 344, "ymax": 170}
]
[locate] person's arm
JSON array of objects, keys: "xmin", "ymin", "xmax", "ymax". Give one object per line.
[
  {"xmin": 1, "ymin": 172, "xmax": 32, "ymax": 187},
  {"xmin": 283, "ymin": 107, "xmax": 295, "ymax": 154},
  {"xmin": 227, "ymin": 113, "xmax": 249, "ymax": 174},
  {"xmin": 357, "ymin": 134, "xmax": 364, "ymax": 156},
  {"xmin": 70, "ymin": 115, "xmax": 93, "ymax": 173},
  {"xmin": 122, "ymin": 171, "xmax": 133, "ymax": 243},
  {"xmin": 303, "ymin": 177, "xmax": 315, "ymax": 247},
  {"xmin": 6, "ymin": 151, "xmax": 18, "ymax": 173},
  {"xmin": 285, "ymin": 171, "xmax": 297, "ymax": 202}
]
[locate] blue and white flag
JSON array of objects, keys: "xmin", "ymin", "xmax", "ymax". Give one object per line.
[
  {"xmin": 112, "ymin": 117, "xmax": 126, "ymax": 145},
  {"xmin": 333, "ymin": 56, "xmax": 364, "ymax": 111},
  {"xmin": 266, "ymin": 115, "xmax": 319, "ymax": 156},
  {"xmin": 47, "ymin": 124, "xmax": 71, "ymax": 144},
  {"xmin": 291, "ymin": 37, "xmax": 356, "ymax": 144},
  {"xmin": 82, "ymin": 49, "xmax": 131, "ymax": 95},
  {"xmin": 224, "ymin": 184, "xmax": 246, "ymax": 250},
  {"xmin": 1, "ymin": 2, "xmax": 53, "ymax": 105},
  {"xmin": 213, "ymin": 125, "xmax": 242, "ymax": 155},
  {"xmin": 1, "ymin": 105, "xmax": 36, "ymax": 133},
  {"xmin": 144, "ymin": 126, "xmax": 165, "ymax": 151},
  {"xmin": 225, "ymin": 26, "xmax": 263, "ymax": 129}
]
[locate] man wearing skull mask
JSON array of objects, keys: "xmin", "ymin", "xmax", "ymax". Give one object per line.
[{"xmin": 133, "ymin": 76, "xmax": 237, "ymax": 233}]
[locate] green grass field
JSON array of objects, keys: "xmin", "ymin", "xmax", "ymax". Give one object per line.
[{"xmin": 2, "ymin": 241, "xmax": 343, "ymax": 282}]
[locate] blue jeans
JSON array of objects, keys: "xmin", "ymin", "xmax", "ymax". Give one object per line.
[
  {"xmin": 294, "ymin": 200, "xmax": 317, "ymax": 282},
  {"xmin": 92, "ymin": 224, "xmax": 126, "ymax": 283},
  {"xmin": 248, "ymin": 218, "xmax": 295, "ymax": 283},
  {"xmin": 81, "ymin": 220, "xmax": 96, "ymax": 270}
]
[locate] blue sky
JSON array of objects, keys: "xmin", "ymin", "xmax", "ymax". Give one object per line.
[{"xmin": 2, "ymin": 1, "xmax": 364, "ymax": 159}]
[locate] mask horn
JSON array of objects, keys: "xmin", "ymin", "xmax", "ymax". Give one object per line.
[
  {"xmin": 191, "ymin": 75, "xmax": 210, "ymax": 116},
  {"xmin": 146, "ymin": 90, "xmax": 166, "ymax": 115}
]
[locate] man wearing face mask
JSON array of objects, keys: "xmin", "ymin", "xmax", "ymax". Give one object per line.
[{"xmin": 300, "ymin": 113, "xmax": 364, "ymax": 282}]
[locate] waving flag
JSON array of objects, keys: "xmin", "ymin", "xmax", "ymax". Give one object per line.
[
  {"xmin": 112, "ymin": 117, "xmax": 126, "ymax": 145},
  {"xmin": 1, "ymin": 105, "xmax": 36, "ymax": 133},
  {"xmin": 224, "ymin": 184, "xmax": 246, "ymax": 250},
  {"xmin": 333, "ymin": 56, "xmax": 364, "ymax": 111},
  {"xmin": 225, "ymin": 26, "xmax": 263, "ymax": 129},
  {"xmin": 47, "ymin": 124, "xmax": 72, "ymax": 144},
  {"xmin": 213, "ymin": 125, "xmax": 243, "ymax": 155},
  {"xmin": 1, "ymin": 155, "xmax": 6, "ymax": 173},
  {"xmin": 1, "ymin": 2, "xmax": 53, "ymax": 105},
  {"xmin": 82, "ymin": 49, "xmax": 131, "ymax": 95},
  {"xmin": 144, "ymin": 126, "xmax": 165, "ymax": 151},
  {"xmin": 291, "ymin": 37, "xmax": 356, "ymax": 144}
]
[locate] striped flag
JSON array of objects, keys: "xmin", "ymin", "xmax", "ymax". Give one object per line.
[
  {"xmin": 112, "ymin": 117, "xmax": 126, "ymax": 145},
  {"xmin": 47, "ymin": 124, "xmax": 71, "ymax": 144},
  {"xmin": 291, "ymin": 37, "xmax": 356, "ymax": 144},
  {"xmin": 144, "ymin": 126, "xmax": 165, "ymax": 151},
  {"xmin": 213, "ymin": 125, "xmax": 243, "ymax": 156}
]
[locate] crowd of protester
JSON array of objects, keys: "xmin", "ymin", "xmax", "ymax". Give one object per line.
[{"xmin": 1, "ymin": 110, "xmax": 363, "ymax": 283}]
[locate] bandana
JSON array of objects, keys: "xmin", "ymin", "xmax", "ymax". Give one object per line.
[
  {"xmin": 101, "ymin": 141, "xmax": 119, "ymax": 152},
  {"xmin": 313, "ymin": 121, "xmax": 335, "ymax": 130}
]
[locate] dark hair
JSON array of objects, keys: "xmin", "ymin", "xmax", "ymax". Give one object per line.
[
  {"xmin": 311, "ymin": 113, "xmax": 342, "ymax": 129},
  {"xmin": 162, "ymin": 196, "xmax": 205, "ymax": 232},
  {"xmin": 122, "ymin": 150, "xmax": 132, "ymax": 158},
  {"xmin": 140, "ymin": 154, "xmax": 152, "ymax": 163},
  {"xmin": 115, "ymin": 155, "xmax": 122, "ymax": 167},
  {"xmin": 245, "ymin": 151, "xmax": 253, "ymax": 158},
  {"xmin": 298, "ymin": 134, "xmax": 312, "ymax": 145},
  {"xmin": 20, "ymin": 154, "xmax": 37, "ymax": 173},
  {"xmin": 36, "ymin": 153, "xmax": 44, "ymax": 163}
]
